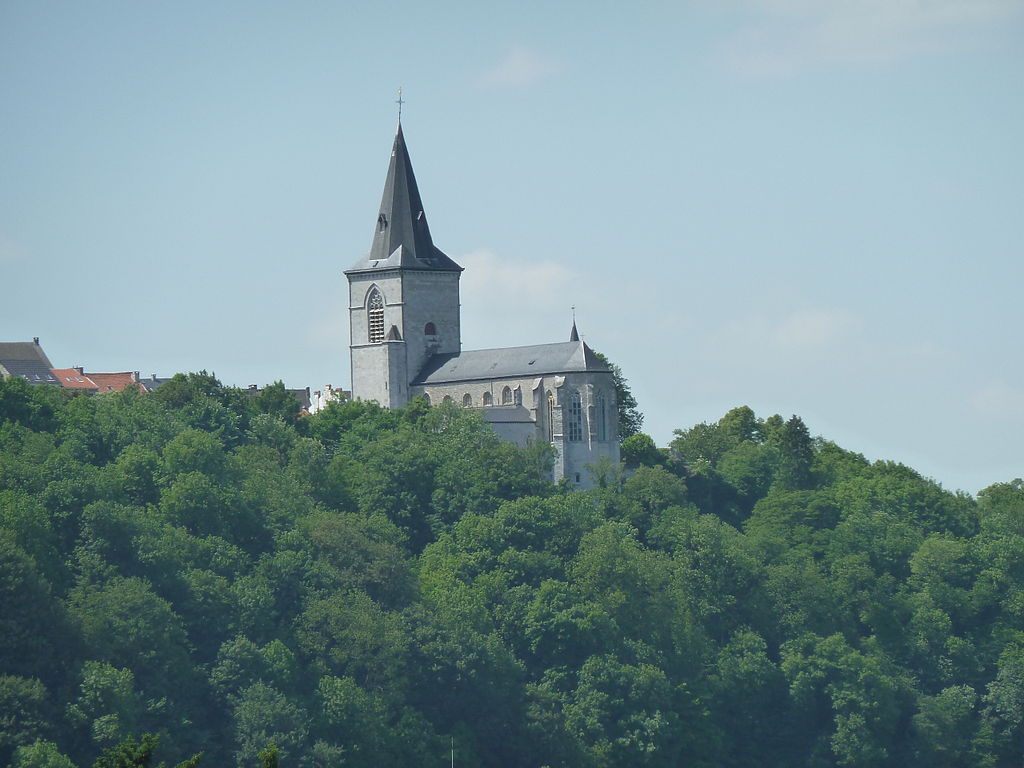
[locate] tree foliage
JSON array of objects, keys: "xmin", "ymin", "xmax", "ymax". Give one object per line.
[{"xmin": 1, "ymin": 373, "xmax": 1022, "ymax": 766}]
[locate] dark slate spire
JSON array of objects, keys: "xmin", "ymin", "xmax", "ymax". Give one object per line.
[
  {"xmin": 349, "ymin": 124, "xmax": 462, "ymax": 273},
  {"xmin": 569, "ymin": 321, "xmax": 580, "ymax": 342}
]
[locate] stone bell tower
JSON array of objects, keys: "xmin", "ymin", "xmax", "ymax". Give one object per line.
[{"xmin": 345, "ymin": 123, "xmax": 463, "ymax": 407}]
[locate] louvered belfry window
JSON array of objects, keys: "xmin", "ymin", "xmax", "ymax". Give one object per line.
[{"xmin": 367, "ymin": 289, "xmax": 385, "ymax": 343}]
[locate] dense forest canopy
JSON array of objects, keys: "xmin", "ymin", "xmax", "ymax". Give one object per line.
[{"xmin": 2, "ymin": 374, "xmax": 1024, "ymax": 767}]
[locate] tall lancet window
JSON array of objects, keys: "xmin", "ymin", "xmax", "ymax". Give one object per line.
[
  {"xmin": 594, "ymin": 392, "xmax": 607, "ymax": 441},
  {"xmin": 547, "ymin": 391, "xmax": 556, "ymax": 443},
  {"xmin": 367, "ymin": 288, "xmax": 385, "ymax": 343},
  {"xmin": 567, "ymin": 391, "xmax": 584, "ymax": 442}
]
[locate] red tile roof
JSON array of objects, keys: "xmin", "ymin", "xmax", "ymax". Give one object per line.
[
  {"xmin": 51, "ymin": 368, "xmax": 99, "ymax": 391},
  {"xmin": 84, "ymin": 371, "xmax": 142, "ymax": 393}
]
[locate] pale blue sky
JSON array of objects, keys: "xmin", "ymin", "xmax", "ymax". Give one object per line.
[{"xmin": 2, "ymin": 1, "xmax": 1022, "ymax": 493}]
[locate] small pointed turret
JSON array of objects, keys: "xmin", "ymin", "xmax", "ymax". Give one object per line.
[
  {"xmin": 349, "ymin": 124, "xmax": 462, "ymax": 272},
  {"xmin": 569, "ymin": 321, "xmax": 580, "ymax": 342}
]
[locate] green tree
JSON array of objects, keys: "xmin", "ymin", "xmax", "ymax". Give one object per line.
[
  {"xmin": 0, "ymin": 376, "xmax": 63, "ymax": 432},
  {"xmin": 772, "ymin": 415, "xmax": 814, "ymax": 492},
  {"xmin": 66, "ymin": 576, "xmax": 193, "ymax": 701},
  {"xmin": 564, "ymin": 653, "xmax": 704, "ymax": 767},
  {"xmin": 0, "ymin": 534, "xmax": 73, "ymax": 685},
  {"xmin": 911, "ymin": 685, "xmax": 979, "ymax": 767},
  {"xmin": 231, "ymin": 684, "xmax": 308, "ymax": 768},
  {"xmin": 0, "ymin": 676, "xmax": 53, "ymax": 765},
  {"xmin": 620, "ymin": 434, "xmax": 664, "ymax": 469},
  {"xmin": 11, "ymin": 740, "xmax": 77, "ymax": 768},
  {"xmin": 249, "ymin": 382, "xmax": 301, "ymax": 427},
  {"xmin": 92, "ymin": 733, "xmax": 201, "ymax": 768}
]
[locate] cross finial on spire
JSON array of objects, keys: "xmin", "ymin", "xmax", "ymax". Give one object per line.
[{"xmin": 396, "ymin": 87, "xmax": 405, "ymax": 123}]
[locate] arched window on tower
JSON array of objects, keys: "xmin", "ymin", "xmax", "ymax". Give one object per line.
[
  {"xmin": 566, "ymin": 391, "xmax": 584, "ymax": 442},
  {"xmin": 367, "ymin": 288, "xmax": 385, "ymax": 344},
  {"xmin": 502, "ymin": 386, "xmax": 513, "ymax": 405},
  {"xmin": 424, "ymin": 322, "xmax": 437, "ymax": 336}
]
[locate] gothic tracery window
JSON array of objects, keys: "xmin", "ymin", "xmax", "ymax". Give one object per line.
[
  {"xmin": 483, "ymin": 392, "xmax": 493, "ymax": 406},
  {"xmin": 367, "ymin": 288, "xmax": 385, "ymax": 343},
  {"xmin": 502, "ymin": 386, "xmax": 513, "ymax": 405},
  {"xmin": 547, "ymin": 391, "xmax": 556, "ymax": 443},
  {"xmin": 566, "ymin": 391, "xmax": 584, "ymax": 442},
  {"xmin": 595, "ymin": 391, "xmax": 607, "ymax": 441}
]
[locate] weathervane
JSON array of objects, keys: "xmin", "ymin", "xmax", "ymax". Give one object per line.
[{"xmin": 396, "ymin": 87, "xmax": 405, "ymax": 122}]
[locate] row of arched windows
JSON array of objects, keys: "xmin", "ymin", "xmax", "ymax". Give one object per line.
[{"xmin": 422, "ymin": 386, "xmax": 521, "ymax": 408}]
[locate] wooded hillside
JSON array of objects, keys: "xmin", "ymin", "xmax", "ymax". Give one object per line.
[{"xmin": 2, "ymin": 374, "xmax": 1023, "ymax": 767}]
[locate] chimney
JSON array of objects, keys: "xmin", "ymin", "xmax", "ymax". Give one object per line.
[{"xmin": 74, "ymin": 366, "xmax": 84, "ymax": 375}]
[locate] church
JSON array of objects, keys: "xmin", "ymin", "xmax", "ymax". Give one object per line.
[{"xmin": 346, "ymin": 124, "xmax": 620, "ymax": 487}]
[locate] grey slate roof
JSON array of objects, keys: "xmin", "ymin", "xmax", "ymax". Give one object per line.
[
  {"xmin": 346, "ymin": 124, "xmax": 462, "ymax": 274},
  {"xmin": 0, "ymin": 341, "xmax": 59, "ymax": 385},
  {"xmin": 413, "ymin": 340, "xmax": 609, "ymax": 385}
]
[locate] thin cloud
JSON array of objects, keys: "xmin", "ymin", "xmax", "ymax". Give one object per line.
[
  {"xmin": 459, "ymin": 249, "xmax": 576, "ymax": 347},
  {"xmin": 714, "ymin": 0, "xmax": 1022, "ymax": 75},
  {"xmin": 971, "ymin": 379, "xmax": 1024, "ymax": 422},
  {"xmin": 0, "ymin": 238, "xmax": 25, "ymax": 263},
  {"xmin": 773, "ymin": 309, "xmax": 859, "ymax": 349},
  {"xmin": 479, "ymin": 46, "xmax": 559, "ymax": 87},
  {"xmin": 704, "ymin": 308, "xmax": 861, "ymax": 369},
  {"xmin": 460, "ymin": 249, "xmax": 573, "ymax": 305}
]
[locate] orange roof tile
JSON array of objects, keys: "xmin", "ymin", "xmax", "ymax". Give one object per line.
[
  {"xmin": 51, "ymin": 368, "xmax": 99, "ymax": 390},
  {"xmin": 84, "ymin": 371, "xmax": 142, "ymax": 393}
]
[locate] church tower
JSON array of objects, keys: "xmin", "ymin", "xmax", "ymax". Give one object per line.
[{"xmin": 346, "ymin": 124, "xmax": 463, "ymax": 407}]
